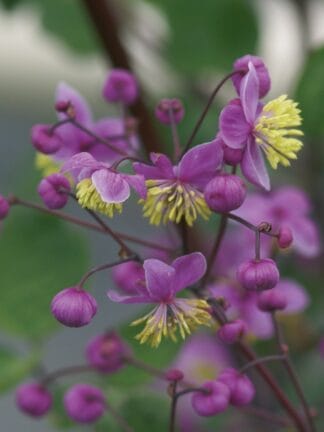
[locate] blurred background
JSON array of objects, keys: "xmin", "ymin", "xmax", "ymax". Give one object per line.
[{"xmin": 0, "ymin": 0, "xmax": 324, "ymax": 430}]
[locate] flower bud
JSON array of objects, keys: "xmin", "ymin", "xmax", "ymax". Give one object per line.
[
  {"xmin": 0, "ymin": 195, "xmax": 10, "ymax": 219},
  {"xmin": 112, "ymin": 260, "xmax": 145, "ymax": 295},
  {"xmin": 277, "ymin": 226, "xmax": 293, "ymax": 249},
  {"xmin": 191, "ymin": 381, "xmax": 230, "ymax": 417},
  {"xmin": 86, "ymin": 332, "xmax": 128, "ymax": 373},
  {"xmin": 257, "ymin": 288, "xmax": 287, "ymax": 312},
  {"xmin": 217, "ymin": 319, "xmax": 246, "ymax": 344},
  {"xmin": 204, "ymin": 174, "xmax": 246, "ymax": 213},
  {"xmin": 232, "ymin": 55, "xmax": 270, "ymax": 98},
  {"xmin": 165, "ymin": 369, "xmax": 184, "ymax": 382},
  {"xmin": 237, "ymin": 258, "xmax": 280, "ymax": 291},
  {"xmin": 155, "ymin": 98, "xmax": 185, "ymax": 125},
  {"xmin": 55, "ymin": 100, "xmax": 71, "ymax": 112},
  {"xmin": 31, "ymin": 124, "xmax": 62, "ymax": 154},
  {"xmin": 218, "ymin": 368, "xmax": 255, "ymax": 406},
  {"xmin": 15, "ymin": 383, "xmax": 52, "ymax": 417},
  {"xmin": 38, "ymin": 174, "xmax": 70, "ymax": 209},
  {"xmin": 103, "ymin": 69, "xmax": 138, "ymax": 105},
  {"xmin": 64, "ymin": 384, "xmax": 106, "ymax": 423},
  {"xmin": 223, "ymin": 145, "xmax": 244, "ymax": 166},
  {"xmin": 51, "ymin": 287, "xmax": 97, "ymax": 327}
]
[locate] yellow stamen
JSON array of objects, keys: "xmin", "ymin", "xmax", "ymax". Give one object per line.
[
  {"xmin": 254, "ymin": 95, "xmax": 303, "ymax": 169},
  {"xmin": 140, "ymin": 180, "xmax": 211, "ymax": 227},
  {"xmin": 131, "ymin": 299, "xmax": 211, "ymax": 348},
  {"xmin": 76, "ymin": 178, "xmax": 122, "ymax": 218},
  {"xmin": 35, "ymin": 153, "xmax": 61, "ymax": 177}
]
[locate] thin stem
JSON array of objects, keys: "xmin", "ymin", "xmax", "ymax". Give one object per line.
[
  {"xmin": 175, "ymin": 387, "xmax": 208, "ymax": 400},
  {"xmin": 226, "ymin": 213, "xmax": 277, "ymax": 238},
  {"xmin": 183, "ymin": 70, "xmax": 241, "ymax": 153},
  {"xmin": 79, "ymin": 256, "xmax": 137, "ymax": 287},
  {"xmin": 272, "ymin": 313, "xmax": 316, "ymax": 432},
  {"xmin": 106, "ymin": 403, "xmax": 134, "ymax": 432},
  {"xmin": 168, "ymin": 381, "xmax": 178, "ymax": 432},
  {"xmin": 255, "ymin": 230, "xmax": 261, "ymax": 261},
  {"xmin": 239, "ymin": 354, "xmax": 286, "ymax": 373},
  {"xmin": 124, "ymin": 356, "xmax": 166, "ymax": 380},
  {"xmin": 9, "ymin": 196, "xmax": 174, "ymax": 253},
  {"xmin": 41, "ymin": 365, "xmax": 94, "ymax": 386},
  {"xmin": 168, "ymin": 107, "xmax": 181, "ymax": 161}
]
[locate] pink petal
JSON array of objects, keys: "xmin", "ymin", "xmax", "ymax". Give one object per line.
[
  {"xmin": 143, "ymin": 259, "xmax": 175, "ymax": 301},
  {"xmin": 56, "ymin": 82, "xmax": 92, "ymax": 126},
  {"xmin": 272, "ymin": 186, "xmax": 311, "ymax": 216},
  {"xmin": 122, "ymin": 174, "xmax": 147, "ymax": 199},
  {"xmin": 241, "ymin": 138, "xmax": 270, "ymax": 191},
  {"xmin": 61, "ymin": 152, "xmax": 100, "ymax": 179},
  {"xmin": 92, "ymin": 169, "xmax": 130, "ymax": 203},
  {"xmin": 178, "ymin": 140, "xmax": 224, "ymax": 189},
  {"xmin": 107, "ymin": 291, "xmax": 151, "ymax": 304},
  {"xmin": 240, "ymin": 62, "xmax": 259, "ymax": 124},
  {"xmin": 278, "ymin": 279, "xmax": 310, "ymax": 313},
  {"xmin": 291, "ymin": 218, "xmax": 320, "ymax": 258},
  {"xmin": 172, "ymin": 252, "xmax": 207, "ymax": 292},
  {"xmin": 150, "ymin": 153, "xmax": 174, "ymax": 178},
  {"xmin": 219, "ymin": 100, "xmax": 250, "ymax": 149}
]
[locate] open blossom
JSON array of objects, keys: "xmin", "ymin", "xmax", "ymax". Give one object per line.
[
  {"xmin": 220, "ymin": 62, "xmax": 303, "ymax": 190},
  {"xmin": 108, "ymin": 253, "xmax": 211, "ymax": 347},
  {"xmin": 61, "ymin": 152, "xmax": 146, "ymax": 217},
  {"xmin": 235, "ymin": 186, "xmax": 320, "ymax": 258},
  {"xmin": 133, "ymin": 140, "xmax": 223, "ymax": 226}
]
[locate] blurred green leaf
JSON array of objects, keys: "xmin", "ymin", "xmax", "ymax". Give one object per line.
[
  {"xmin": 0, "ymin": 211, "xmax": 88, "ymax": 339},
  {"xmin": 0, "ymin": 0, "xmax": 21, "ymax": 10},
  {"xmin": 0, "ymin": 347, "xmax": 39, "ymax": 393},
  {"xmin": 145, "ymin": 0, "xmax": 257, "ymax": 74}
]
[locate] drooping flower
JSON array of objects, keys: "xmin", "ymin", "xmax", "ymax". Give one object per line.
[
  {"xmin": 16, "ymin": 383, "xmax": 52, "ymax": 417},
  {"xmin": 220, "ymin": 62, "xmax": 303, "ymax": 190},
  {"xmin": 133, "ymin": 140, "xmax": 223, "ymax": 226},
  {"xmin": 218, "ymin": 368, "xmax": 255, "ymax": 406},
  {"xmin": 38, "ymin": 173, "xmax": 71, "ymax": 209},
  {"xmin": 108, "ymin": 253, "xmax": 211, "ymax": 347},
  {"xmin": 64, "ymin": 384, "xmax": 106, "ymax": 423},
  {"xmin": 232, "ymin": 54, "xmax": 271, "ymax": 98},
  {"xmin": 61, "ymin": 152, "xmax": 146, "ymax": 217},
  {"xmin": 191, "ymin": 380, "xmax": 230, "ymax": 416},
  {"xmin": 204, "ymin": 173, "xmax": 246, "ymax": 213},
  {"xmin": 102, "ymin": 68, "xmax": 138, "ymax": 105}
]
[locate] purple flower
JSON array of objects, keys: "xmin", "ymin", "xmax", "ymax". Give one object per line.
[
  {"xmin": 217, "ymin": 319, "xmax": 247, "ymax": 344},
  {"xmin": 85, "ymin": 332, "xmax": 129, "ymax": 373},
  {"xmin": 112, "ymin": 260, "xmax": 145, "ymax": 295},
  {"xmin": 234, "ymin": 186, "xmax": 320, "ymax": 258},
  {"xmin": 64, "ymin": 384, "xmax": 106, "ymax": 423},
  {"xmin": 155, "ymin": 98, "xmax": 185, "ymax": 124},
  {"xmin": 102, "ymin": 68, "xmax": 138, "ymax": 105},
  {"xmin": 257, "ymin": 288, "xmax": 287, "ymax": 312},
  {"xmin": 220, "ymin": 62, "xmax": 303, "ymax": 190},
  {"xmin": 38, "ymin": 173, "xmax": 70, "ymax": 209},
  {"xmin": 134, "ymin": 140, "xmax": 223, "ymax": 226},
  {"xmin": 108, "ymin": 253, "xmax": 211, "ymax": 347},
  {"xmin": 204, "ymin": 173, "xmax": 246, "ymax": 213},
  {"xmin": 237, "ymin": 258, "xmax": 280, "ymax": 291},
  {"xmin": 15, "ymin": 383, "xmax": 52, "ymax": 417},
  {"xmin": 218, "ymin": 368, "xmax": 255, "ymax": 406},
  {"xmin": 61, "ymin": 152, "xmax": 146, "ymax": 217},
  {"xmin": 31, "ymin": 124, "xmax": 62, "ymax": 154},
  {"xmin": 191, "ymin": 380, "xmax": 230, "ymax": 416},
  {"xmin": 51, "ymin": 286, "xmax": 97, "ymax": 327},
  {"xmin": 232, "ymin": 54, "xmax": 271, "ymax": 98},
  {"xmin": 0, "ymin": 195, "xmax": 10, "ymax": 219}
]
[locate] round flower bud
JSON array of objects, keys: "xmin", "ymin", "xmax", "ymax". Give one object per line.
[
  {"xmin": 277, "ymin": 226, "xmax": 293, "ymax": 249},
  {"xmin": 31, "ymin": 124, "xmax": 62, "ymax": 154},
  {"xmin": 112, "ymin": 260, "xmax": 145, "ymax": 295},
  {"xmin": 218, "ymin": 368, "xmax": 255, "ymax": 406},
  {"xmin": 165, "ymin": 369, "xmax": 184, "ymax": 382},
  {"xmin": 38, "ymin": 174, "xmax": 70, "ymax": 209},
  {"xmin": 191, "ymin": 381, "xmax": 230, "ymax": 417},
  {"xmin": 204, "ymin": 174, "xmax": 246, "ymax": 213},
  {"xmin": 15, "ymin": 383, "xmax": 52, "ymax": 417},
  {"xmin": 232, "ymin": 55, "xmax": 271, "ymax": 98},
  {"xmin": 86, "ymin": 332, "xmax": 128, "ymax": 373},
  {"xmin": 103, "ymin": 69, "xmax": 138, "ymax": 105},
  {"xmin": 217, "ymin": 319, "xmax": 246, "ymax": 344},
  {"xmin": 155, "ymin": 98, "xmax": 185, "ymax": 125},
  {"xmin": 257, "ymin": 288, "xmax": 287, "ymax": 312},
  {"xmin": 55, "ymin": 100, "xmax": 71, "ymax": 112},
  {"xmin": 64, "ymin": 384, "xmax": 106, "ymax": 423},
  {"xmin": 223, "ymin": 145, "xmax": 244, "ymax": 166},
  {"xmin": 0, "ymin": 195, "xmax": 10, "ymax": 219},
  {"xmin": 51, "ymin": 287, "xmax": 97, "ymax": 327},
  {"xmin": 237, "ymin": 258, "xmax": 280, "ymax": 291}
]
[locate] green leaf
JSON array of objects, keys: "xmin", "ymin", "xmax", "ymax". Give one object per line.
[
  {"xmin": 0, "ymin": 0, "xmax": 22, "ymax": 10},
  {"xmin": 145, "ymin": 0, "xmax": 257, "ymax": 74},
  {"xmin": 0, "ymin": 211, "xmax": 88, "ymax": 340},
  {"xmin": 0, "ymin": 347, "xmax": 39, "ymax": 393}
]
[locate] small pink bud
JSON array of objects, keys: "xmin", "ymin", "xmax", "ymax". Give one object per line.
[
  {"xmin": 237, "ymin": 258, "xmax": 280, "ymax": 291},
  {"xmin": 51, "ymin": 287, "xmax": 97, "ymax": 327},
  {"xmin": 204, "ymin": 174, "xmax": 246, "ymax": 213},
  {"xmin": 112, "ymin": 260, "xmax": 145, "ymax": 295},
  {"xmin": 257, "ymin": 288, "xmax": 287, "ymax": 312},
  {"xmin": 155, "ymin": 98, "xmax": 185, "ymax": 125},
  {"xmin": 191, "ymin": 381, "xmax": 230, "ymax": 417},
  {"xmin": 55, "ymin": 100, "xmax": 71, "ymax": 112},
  {"xmin": 223, "ymin": 145, "xmax": 244, "ymax": 165},
  {"xmin": 165, "ymin": 369, "xmax": 184, "ymax": 382},
  {"xmin": 232, "ymin": 55, "xmax": 270, "ymax": 98},
  {"xmin": 218, "ymin": 368, "xmax": 255, "ymax": 406},
  {"xmin": 38, "ymin": 174, "xmax": 70, "ymax": 209},
  {"xmin": 277, "ymin": 226, "xmax": 293, "ymax": 249},
  {"xmin": 15, "ymin": 383, "xmax": 52, "ymax": 417},
  {"xmin": 64, "ymin": 384, "xmax": 106, "ymax": 423},
  {"xmin": 103, "ymin": 68, "xmax": 138, "ymax": 105},
  {"xmin": 31, "ymin": 124, "xmax": 62, "ymax": 154},
  {"xmin": 86, "ymin": 332, "xmax": 128, "ymax": 374},
  {"xmin": 217, "ymin": 319, "xmax": 246, "ymax": 344},
  {"xmin": 0, "ymin": 195, "xmax": 10, "ymax": 219}
]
